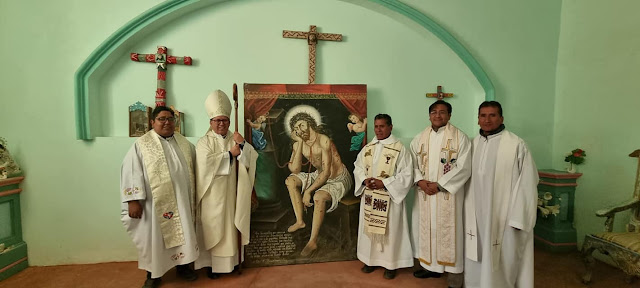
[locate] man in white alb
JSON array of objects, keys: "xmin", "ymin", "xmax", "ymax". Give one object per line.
[
  {"xmin": 410, "ymin": 100, "xmax": 471, "ymax": 288},
  {"xmin": 195, "ymin": 90, "xmax": 258, "ymax": 279},
  {"xmin": 464, "ymin": 101, "xmax": 539, "ymax": 288},
  {"xmin": 354, "ymin": 114, "xmax": 414, "ymax": 279},
  {"xmin": 120, "ymin": 106, "xmax": 199, "ymax": 288}
]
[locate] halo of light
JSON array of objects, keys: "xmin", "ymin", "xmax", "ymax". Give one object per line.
[{"xmin": 283, "ymin": 105, "xmax": 322, "ymax": 136}]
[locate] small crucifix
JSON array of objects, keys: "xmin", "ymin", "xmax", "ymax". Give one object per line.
[
  {"xmin": 130, "ymin": 46, "xmax": 193, "ymax": 107},
  {"xmin": 492, "ymin": 240, "xmax": 500, "ymax": 247},
  {"xmin": 467, "ymin": 230, "xmax": 475, "ymax": 240},
  {"xmin": 426, "ymin": 85, "xmax": 454, "ymax": 100},
  {"xmin": 283, "ymin": 25, "xmax": 342, "ymax": 84}
]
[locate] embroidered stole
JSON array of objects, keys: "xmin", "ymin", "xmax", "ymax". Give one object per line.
[
  {"xmin": 362, "ymin": 140, "xmax": 403, "ymax": 250},
  {"xmin": 138, "ymin": 130, "xmax": 195, "ymax": 249},
  {"xmin": 417, "ymin": 123, "xmax": 459, "ymax": 266}
]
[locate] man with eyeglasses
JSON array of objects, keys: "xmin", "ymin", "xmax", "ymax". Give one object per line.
[
  {"xmin": 409, "ymin": 100, "xmax": 471, "ymax": 288},
  {"xmin": 194, "ymin": 90, "xmax": 258, "ymax": 279},
  {"xmin": 120, "ymin": 106, "xmax": 199, "ymax": 288}
]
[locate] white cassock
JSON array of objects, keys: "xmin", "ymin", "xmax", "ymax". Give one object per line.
[
  {"xmin": 464, "ymin": 130, "xmax": 539, "ymax": 288},
  {"xmin": 195, "ymin": 130, "xmax": 258, "ymax": 273},
  {"xmin": 409, "ymin": 125, "xmax": 471, "ymax": 274},
  {"xmin": 120, "ymin": 134, "xmax": 199, "ymax": 278},
  {"xmin": 353, "ymin": 134, "xmax": 414, "ymax": 270}
]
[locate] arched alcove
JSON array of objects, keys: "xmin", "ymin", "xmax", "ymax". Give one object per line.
[{"xmin": 74, "ymin": 0, "xmax": 493, "ymax": 140}]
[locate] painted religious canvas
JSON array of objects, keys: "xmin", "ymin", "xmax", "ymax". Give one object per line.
[{"xmin": 243, "ymin": 83, "xmax": 367, "ymax": 267}]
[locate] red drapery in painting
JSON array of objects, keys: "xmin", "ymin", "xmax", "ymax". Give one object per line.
[{"xmin": 243, "ymin": 84, "xmax": 367, "ymax": 146}]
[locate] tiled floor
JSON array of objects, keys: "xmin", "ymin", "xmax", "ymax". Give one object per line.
[{"xmin": 0, "ymin": 249, "xmax": 635, "ymax": 288}]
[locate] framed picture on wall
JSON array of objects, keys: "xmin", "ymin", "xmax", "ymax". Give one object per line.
[{"xmin": 129, "ymin": 101, "xmax": 151, "ymax": 137}]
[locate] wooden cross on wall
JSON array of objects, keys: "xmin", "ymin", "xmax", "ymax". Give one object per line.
[
  {"xmin": 426, "ymin": 85, "xmax": 453, "ymax": 100},
  {"xmin": 130, "ymin": 46, "xmax": 193, "ymax": 107},
  {"xmin": 283, "ymin": 25, "xmax": 342, "ymax": 84}
]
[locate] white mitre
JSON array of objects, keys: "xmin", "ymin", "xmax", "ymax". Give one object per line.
[{"xmin": 205, "ymin": 89, "xmax": 232, "ymax": 119}]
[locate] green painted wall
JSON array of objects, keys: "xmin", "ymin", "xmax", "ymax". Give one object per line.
[
  {"xmin": 554, "ymin": 0, "xmax": 640, "ymax": 245},
  {"xmin": 0, "ymin": 0, "xmax": 561, "ymax": 265}
]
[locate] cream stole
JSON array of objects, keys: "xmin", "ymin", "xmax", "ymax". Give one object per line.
[
  {"xmin": 464, "ymin": 130, "xmax": 519, "ymax": 272},
  {"xmin": 362, "ymin": 140, "xmax": 403, "ymax": 249},
  {"xmin": 490, "ymin": 130, "xmax": 518, "ymax": 271},
  {"xmin": 137, "ymin": 130, "xmax": 195, "ymax": 249},
  {"xmin": 416, "ymin": 123, "xmax": 459, "ymax": 266}
]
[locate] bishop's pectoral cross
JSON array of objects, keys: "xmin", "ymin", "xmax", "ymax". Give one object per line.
[
  {"xmin": 493, "ymin": 240, "xmax": 500, "ymax": 247},
  {"xmin": 426, "ymin": 85, "xmax": 454, "ymax": 100},
  {"xmin": 283, "ymin": 25, "xmax": 342, "ymax": 84},
  {"xmin": 130, "ymin": 46, "xmax": 193, "ymax": 107}
]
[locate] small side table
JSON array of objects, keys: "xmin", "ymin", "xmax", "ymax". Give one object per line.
[
  {"xmin": 0, "ymin": 176, "xmax": 28, "ymax": 280},
  {"xmin": 534, "ymin": 169, "xmax": 582, "ymax": 252}
]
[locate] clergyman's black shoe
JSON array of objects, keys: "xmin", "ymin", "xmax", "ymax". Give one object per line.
[
  {"xmin": 207, "ymin": 269, "xmax": 220, "ymax": 279},
  {"xmin": 413, "ymin": 269, "xmax": 442, "ymax": 278},
  {"xmin": 176, "ymin": 266, "xmax": 198, "ymax": 281},
  {"xmin": 361, "ymin": 264, "xmax": 376, "ymax": 273},
  {"xmin": 383, "ymin": 269, "xmax": 396, "ymax": 279},
  {"xmin": 142, "ymin": 278, "xmax": 161, "ymax": 288}
]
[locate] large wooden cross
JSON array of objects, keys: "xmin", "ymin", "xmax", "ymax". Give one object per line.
[
  {"xmin": 130, "ymin": 46, "xmax": 193, "ymax": 107},
  {"xmin": 426, "ymin": 85, "xmax": 454, "ymax": 100},
  {"xmin": 283, "ymin": 25, "xmax": 342, "ymax": 84}
]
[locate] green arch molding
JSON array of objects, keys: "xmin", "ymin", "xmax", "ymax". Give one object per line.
[{"xmin": 74, "ymin": 0, "xmax": 495, "ymax": 140}]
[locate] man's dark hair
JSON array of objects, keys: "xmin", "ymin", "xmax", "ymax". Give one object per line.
[
  {"xmin": 478, "ymin": 101, "xmax": 503, "ymax": 117},
  {"xmin": 152, "ymin": 106, "xmax": 175, "ymax": 119},
  {"xmin": 374, "ymin": 114, "xmax": 392, "ymax": 126},
  {"xmin": 289, "ymin": 112, "xmax": 318, "ymax": 132},
  {"xmin": 429, "ymin": 100, "xmax": 452, "ymax": 114}
]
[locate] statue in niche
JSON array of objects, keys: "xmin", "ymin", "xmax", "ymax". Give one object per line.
[{"xmin": 0, "ymin": 137, "xmax": 22, "ymax": 179}]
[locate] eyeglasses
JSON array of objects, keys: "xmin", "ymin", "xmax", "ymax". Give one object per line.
[
  {"xmin": 155, "ymin": 117, "xmax": 176, "ymax": 123},
  {"xmin": 429, "ymin": 111, "xmax": 449, "ymax": 116},
  {"xmin": 211, "ymin": 118, "xmax": 230, "ymax": 125}
]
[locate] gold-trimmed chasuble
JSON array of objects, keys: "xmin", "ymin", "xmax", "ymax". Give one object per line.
[{"xmin": 416, "ymin": 124, "xmax": 460, "ymax": 266}]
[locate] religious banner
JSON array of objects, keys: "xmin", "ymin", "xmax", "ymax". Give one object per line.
[{"xmin": 243, "ymin": 83, "xmax": 366, "ymax": 267}]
